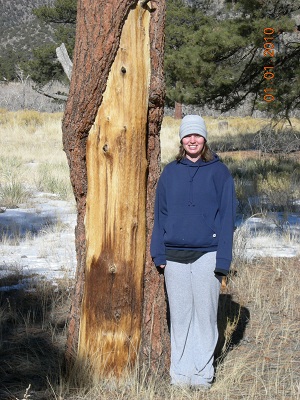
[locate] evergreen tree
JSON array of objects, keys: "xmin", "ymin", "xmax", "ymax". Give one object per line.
[
  {"xmin": 165, "ymin": 0, "xmax": 300, "ymax": 118},
  {"xmin": 25, "ymin": 0, "xmax": 300, "ymax": 118},
  {"xmin": 0, "ymin": 47, "xmax": 28, "ymax": 81},
  {"xmin": 25, "ymin": 0, "xmax": 77, "ymax": 85}
]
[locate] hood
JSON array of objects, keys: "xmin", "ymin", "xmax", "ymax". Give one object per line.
[{"xmin": 178, "ymin": 153, "xmax": 220, "ymax": 207}]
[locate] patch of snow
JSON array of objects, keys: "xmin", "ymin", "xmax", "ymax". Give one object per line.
[
  {"xmin": 0, "ymin": 192, "xmax": 77, "ymax": 284},
  {"xmin": 0, "ymin": 194, "xmax": 299, "ymax": 292},
  {"xmin": 237, "ymin": 213, "xmax": 300, "ymax": 259}
]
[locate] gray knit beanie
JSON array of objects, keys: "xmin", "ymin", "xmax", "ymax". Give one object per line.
[{"xmin": 179, "ymin": 115, "xmax": 207, "ymax": 141}]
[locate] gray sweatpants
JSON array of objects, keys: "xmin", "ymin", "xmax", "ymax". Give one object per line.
[{"xmin": 164, "ymin": 251, "xmax": 221, "ymax": 387}]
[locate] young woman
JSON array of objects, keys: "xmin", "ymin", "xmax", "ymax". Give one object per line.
[{"xmin": 150, "ymin": 114, "xmax": 237, "ymax": 389}]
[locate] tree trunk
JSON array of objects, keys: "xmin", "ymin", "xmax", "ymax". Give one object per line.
[
  {"xmin": 174, "ymin": 102, "xmax": 182, "ymax": 119},
  {"xmin": 62, "ymin": 0, "xmax": 168, "ymax": 378}
]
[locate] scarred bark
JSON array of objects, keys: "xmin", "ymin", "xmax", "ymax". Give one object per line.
[
  {"xmin": 62, "ymin": 0, "xmax": 136, "ymax": 365},
  {"xmin": 141, "ymin": 0, "xmax": 170, "ymax": 372},
  {"xmin": 62, "ymin": 0, "xmax": 169, "ymax": 376}
]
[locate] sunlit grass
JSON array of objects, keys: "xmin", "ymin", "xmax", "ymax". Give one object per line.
[
  {"xmin": 0, "ymin": 110, "xmax": 299, "ymax": 399},
  {"xmin": 0, "ymin": 110, "xmax": 73, "ymax": 204},
  {"xmin": 1, "ymin": 255, "xmax": 298, "ymax": 399}
]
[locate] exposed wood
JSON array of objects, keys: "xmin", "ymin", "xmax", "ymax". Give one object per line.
[
  {"xmin": 62, "ymin": 0, "xmax": 168, "ymax": 378},
  {"xmin": 56, "ymin": 43, "xmax": 73, "ymax": 81},
  {"xmin": 62, "ymin": 0, "xmax": 136, "ymax": 365},
  {"xmin": 78, "ymin": 4, "xmax": 150, "ymax": 376}
]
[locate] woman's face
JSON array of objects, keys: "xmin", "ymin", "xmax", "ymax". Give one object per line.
[{"xmin": 182, "ymin": 134, "xmax": 205, "ymax": 162}]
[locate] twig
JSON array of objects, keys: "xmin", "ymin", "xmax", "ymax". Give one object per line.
[
  {"xmin": 34, "ymin": 87, "xmax": 69, "ymax": 101},
  {"xmin": 15, "ymin": 384, "xmax": 31, "ymax": 400}
]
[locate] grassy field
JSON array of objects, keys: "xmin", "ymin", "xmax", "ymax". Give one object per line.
[
  {"xmin": 0, "ymin": 111, "xmax": 299, "ymax": 399},
  {"xmin": 0, "ymin": 109, "xmax": 73, "ymax": 208}
]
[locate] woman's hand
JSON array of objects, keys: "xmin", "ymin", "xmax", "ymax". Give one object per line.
[{"xmin": 159, "ymin": 265, "xmax": 166, "ymax": 269}]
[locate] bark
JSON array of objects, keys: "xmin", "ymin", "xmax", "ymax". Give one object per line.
[
  {"xmin": 141, "ymin": 0, "xmax": 170, "ymax": 372},
  {"xmin": 62, "ymin": 0, "xmax": 168, "ymax": 378},
  {"xmin": 174, "ymin": 102, "xmax": 183, "ymax": 119}
]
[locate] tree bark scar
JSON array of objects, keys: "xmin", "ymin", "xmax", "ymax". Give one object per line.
[
  {"xmin": 141, "ymin": 0, "xmax": 169, "ymax": 373},
  {"xmin": 78, "ymin": 3, "xmax": 150, "ymax": 377}
]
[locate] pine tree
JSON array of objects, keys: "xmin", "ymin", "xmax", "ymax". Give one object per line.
[
  {"xmin": 26, "ymin": 0, "xmax": 300, "ymax": 118},
  {"xmin": 26, "ymin": 0, "xmax": 77, "ymax": 84},
  {"xmin": 165, "ymin": 0, "xmax": 300, "ymax": 118}
]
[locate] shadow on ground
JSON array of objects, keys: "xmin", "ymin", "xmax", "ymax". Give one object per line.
[
  {"xmin": 0, "ymin": 269, "xmax": 250, "ymax": 399},
  {"xmin": 0, "ymin": 210, "xmax": 58, "ymax": 240},
  {"xmin": 215, "ymin": 293, "xmax": 250, "ymax": 365},
  {"xmin": 0, "ymin": 274, "xmax": 69, "ymax": 400}
]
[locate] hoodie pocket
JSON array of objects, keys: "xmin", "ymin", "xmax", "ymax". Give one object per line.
[{"xmin": 164, "ymin": 213, "xmax": 217, "ymax": 248}]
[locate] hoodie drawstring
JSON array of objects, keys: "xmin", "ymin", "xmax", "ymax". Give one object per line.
[{"xmin": 188, "ymin": 166, "xmax": 200, "ymax": 206}]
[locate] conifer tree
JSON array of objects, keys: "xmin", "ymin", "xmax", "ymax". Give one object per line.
[
  {"xmin": 27, "ymin": 0, "xmax": 77, "ymax": 84},
  {"xmin": 165, "ymin": 0, "xmax": 300, "ymax": 118},
  {"xmin": 28, "ymin": 0, "xmax": 300, "ymax": 118}
]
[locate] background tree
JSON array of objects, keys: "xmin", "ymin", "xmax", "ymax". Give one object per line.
[
  {"xmin": 165, "ymin": 0, "xmax": 300, "ymax": 119},
  {"xmin": 62, "ymin": 0, "xmax": 168, "ymax": 378},
  {"xmin": 25, "ymin": 0, "xmax": 300, "ymax": 117},
  {"xmin": 0, "ymin": 47, "xmax": 28, "ymax": 81},
  {"xmin": 26, "ymin": 0, "xmax": 77, "ymax": 85}
]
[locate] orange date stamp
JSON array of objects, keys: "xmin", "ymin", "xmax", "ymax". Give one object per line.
[{"xmin": 263, "ymin": 27, "xmax": 275, "ymax": 103}]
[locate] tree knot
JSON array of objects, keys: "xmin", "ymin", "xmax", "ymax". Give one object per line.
[{"xmin": 109, "ymin": 264, "xmax": 117, "ymax": 274}]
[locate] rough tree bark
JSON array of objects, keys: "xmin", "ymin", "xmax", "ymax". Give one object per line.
[
  {"xmin": 174, "ymin": 102, "xmax": 183, "ymax": 119},
  {"xmin": 62, "ymin": 0, "xmax": 169, "ymax": 378}
]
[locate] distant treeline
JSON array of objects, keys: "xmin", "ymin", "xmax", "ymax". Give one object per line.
[{"xmin": 0, "ymin": 0, "xmax": 299, "ymax": 119}]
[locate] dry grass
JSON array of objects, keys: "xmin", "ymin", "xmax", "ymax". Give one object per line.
[
  {"xmin": 160, "ymin": 115, "xmax": 300, "ymax": 165},
  {"xmin": 0, "ymin": 110, "xmax": 73, "ymax": 206},
  {"xmin": 213, "ymin": 257, "xmax": 300, "ymax": 400},
  {"xmin": 1, "ymin": 255, "xmax": 299, "ymax": 399},
  {"xmin": 0, "ymin": 111, "xmax": 299, "ymax": 399},
  {"xmin": 0, "ymin": 274, "xmax": 72, "ymax": 399}
]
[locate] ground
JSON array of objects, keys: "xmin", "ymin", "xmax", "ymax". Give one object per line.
[{"xmin": 0, "ymin": 192, "xmax": 299, "ymax": 399}]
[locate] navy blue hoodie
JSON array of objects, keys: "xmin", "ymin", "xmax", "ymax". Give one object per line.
[{"xmin": 150, "ymin": 154, "xmax": 237, "ymax": 275}]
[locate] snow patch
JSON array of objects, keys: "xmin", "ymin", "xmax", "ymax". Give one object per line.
[{"xmin": 1, "ymin": 194, "xmax": 299, "ymax": 292}]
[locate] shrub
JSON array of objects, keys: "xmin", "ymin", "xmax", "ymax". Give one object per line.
[
  {"xmin": 0, "ymin": 156, "xmax": 30, "ymax": 208},
  {"xmin": 257, "ymin": 172, "xmax": 298, "ymax": 212},
  {"xmin": 35, "ymin": 162, "xmax": 73, "ymax": 200},
  {"xmin": 210, "ymin": 132, "xmax": 257, "ymax": 152},
  {"xmin": 0, "ymin": 180, "xmax": 30, "ymax": 208},
  {"xmin": 253, "ymin": 126, "xmax": 300, "ymax": 154},
  {"xmin": 234, "ymin": 177, "xmax": 259, "ymax": 215}
]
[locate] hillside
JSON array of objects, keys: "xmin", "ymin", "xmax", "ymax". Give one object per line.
[
  {"xmin": 0, "ymin": 0, "xmax": 230, "ymax": 60},
  {"xmin": 0, "ymin": 0, "xmax": 299, "ymax": 117},
  {"xmin": 0, "ymin": 0, "xmax": 55, "ymax": 56}
]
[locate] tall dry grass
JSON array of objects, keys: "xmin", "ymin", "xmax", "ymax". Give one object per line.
[
  {"xmin": 0, "ymin": 110, "xmax": 73, "ymax": 207},
  {"xmin": 1, "ymin": 254, "xmax": 299, "ymax": 399},
  {"xmin": 0, "ymin": 111, "xmax": 299, "ymax": 399}
]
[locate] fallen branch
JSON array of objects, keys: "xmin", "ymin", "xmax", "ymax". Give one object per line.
[
  {"xmin": 35, "ymin": 87, "xmax": 69, "ymax": 101},
  {"xmin": 56, "ymin": 43, "xmax": 73, "ymax": 81}
]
